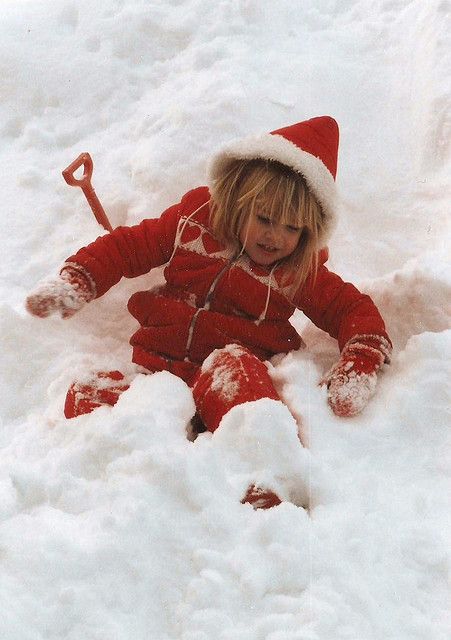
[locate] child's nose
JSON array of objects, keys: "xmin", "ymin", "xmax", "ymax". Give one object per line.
[{"xmin": 265, "ymin": 224, "xmax": 281, "ymax": 241}]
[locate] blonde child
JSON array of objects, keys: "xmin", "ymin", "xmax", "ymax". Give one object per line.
[{"xmin": 26, "ymin": 116, "xmax": 392, "ymax": 508}]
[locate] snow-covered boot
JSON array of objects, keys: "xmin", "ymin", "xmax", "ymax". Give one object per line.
[
  {"xmin": 241, "ymin": 484, "xmax": 282, "ymax": 509},
  {"xmin": 193, "ymin": 345, "xmax": 310, "ymax": 508},
  {"xmin": 64, "ymin": 370, "xmax": 130, "ymax": 418},
  {"xmin": 211, "ymin": 397, "xmax": 312, "ymax": 510}
]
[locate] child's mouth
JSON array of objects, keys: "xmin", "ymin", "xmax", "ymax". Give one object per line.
[{"xmin": 257, "ymin": 244, "xmax": 278, "ymax": 254}]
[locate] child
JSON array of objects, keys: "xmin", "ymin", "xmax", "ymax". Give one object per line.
[{"xmin": 26, "ymin": 116, "xmax": 392, "ymax": 508}]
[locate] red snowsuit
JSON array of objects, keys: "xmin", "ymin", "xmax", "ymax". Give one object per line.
[{"xmin": 63, "ymin": 185, "xmax": 390, "ymax": 429}]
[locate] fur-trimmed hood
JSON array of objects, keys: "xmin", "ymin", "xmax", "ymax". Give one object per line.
[{"xmin": 207, "ymin": 115, "xmax": 339, "ymax": 245}]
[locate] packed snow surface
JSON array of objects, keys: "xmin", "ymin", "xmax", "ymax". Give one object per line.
[{"xmin": 1, "ymin": 1, "xmax": 450, "ymax": 638}]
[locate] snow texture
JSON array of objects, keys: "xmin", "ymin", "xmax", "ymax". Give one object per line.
[{"xmin": 1, "ymin": 1, "xmax": 450, "ymax": 639}]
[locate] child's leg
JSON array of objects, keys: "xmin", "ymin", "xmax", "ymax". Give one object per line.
[
  {"xmin": 64, "ymin": 353, "xmax": 199, "ymax": 421},
  {"xmin": 192, "ymin": 344, "xmax": 283, "ymax": 509},
  {"xmin": 64, "ymin": 370, "xmax": 130, "ymax": 418},
  {"xmin": 192, "ymin": 344, "xmax": 280, "ymax": 432}
]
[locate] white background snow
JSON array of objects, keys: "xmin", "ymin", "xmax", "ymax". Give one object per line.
[{"xmin": 1, "ymin": 0, "xmax": 450, "ymax": 638}]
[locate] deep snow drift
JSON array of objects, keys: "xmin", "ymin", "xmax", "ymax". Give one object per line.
[{"xmin": 0, "ymin": 1, "xmax": 450, "ymax": 639}]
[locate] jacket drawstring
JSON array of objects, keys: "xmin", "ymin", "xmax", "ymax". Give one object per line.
[
  {"xmin": 167, "ymin": 201, "xmax": 209, "ymax": 265},
  {"xmin": 256, "ymin": 263, "xmax": 278, "ymax": 325}
]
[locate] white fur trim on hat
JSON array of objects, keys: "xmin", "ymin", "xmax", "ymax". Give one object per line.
[{"xmin": 207, "ymin": 133, "xmax": 338, "ymax": 242}]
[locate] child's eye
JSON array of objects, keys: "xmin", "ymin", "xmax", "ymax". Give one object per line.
[
  {"xmin": 257, "ymin": 215, "xmax": 271, "ymax": 225},
  {"xmin": 286, "ymin": 225, "xmax": 301, "ymax": 233}
]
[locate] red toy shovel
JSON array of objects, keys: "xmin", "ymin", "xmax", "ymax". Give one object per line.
[{"xmin": 62, "ymin": 152, "xmax": 113, "ymax": 232}]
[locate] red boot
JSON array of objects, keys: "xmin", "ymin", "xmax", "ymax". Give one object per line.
[
  {"xmin": 64, "ymin": 370, "xmax": 129, "ymax": 418},
  {"xmin": 193, "ymin": 345, "xmax": 283, "ymax": 509},
  {"xmin": 241, "ymin": 484, "xmax": 282, "ymax": 510}
]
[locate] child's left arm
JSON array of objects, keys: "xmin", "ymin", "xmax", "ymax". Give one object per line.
[{"xmin": 294, "ymin": 264, "xmax": 392, "ymax": 417}]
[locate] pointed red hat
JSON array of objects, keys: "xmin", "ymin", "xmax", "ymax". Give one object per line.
[{"xmin": 208, "ymin": 116, "xmax": 339, "ymax": 242}]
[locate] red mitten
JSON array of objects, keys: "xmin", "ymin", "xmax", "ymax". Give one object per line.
[
  {"xmin": 322, "ymin": 335, "xmax": 392, "ymax": 417},
  {"xmin": 26, "ymin": 264, "xmax": 95, "ymax": 319}
]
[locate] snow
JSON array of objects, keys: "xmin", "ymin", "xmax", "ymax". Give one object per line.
[{"xmin": 0, "ymin": 0, "xmax": 450, "ymax": 638}]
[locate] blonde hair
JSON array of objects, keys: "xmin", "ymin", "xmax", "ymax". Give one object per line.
[{"xmin": 209, "ymin": 159, "xmax": 327, "ymax": 296}]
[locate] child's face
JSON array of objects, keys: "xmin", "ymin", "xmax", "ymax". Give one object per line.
[{"xmin": 239, "ymin": 212, "xmax": 302, "ymax": 266}]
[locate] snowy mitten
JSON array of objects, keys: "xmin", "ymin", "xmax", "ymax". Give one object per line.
[
  {"xmin": 25, "ymin": 264, "xmax": 95, "ymax": 319},
  {"xmin": 322, "ymin": 335, "xmax": 392, "ymax": 417}
]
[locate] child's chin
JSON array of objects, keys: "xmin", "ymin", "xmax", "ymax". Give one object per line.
[
  {"xmin": 250, "ymin": 255, "xmax": 276, "ymax": 266},
  {"xmin": 247, "ymin": 248, "xmax": 280, "ymax": 266}
]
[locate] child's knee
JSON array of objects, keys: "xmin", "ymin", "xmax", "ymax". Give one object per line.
[{"xmin": 192, "ymin": 344, "xmax": 280, "ymax": 432}]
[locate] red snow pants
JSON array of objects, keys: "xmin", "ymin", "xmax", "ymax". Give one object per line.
[
  {"xmin": 191, "ymin": 345, "xmax": 280, "ymax": 431},
  {"xmin": 64, "ymin": 345, "xmax": 280, "ymax": 432}
]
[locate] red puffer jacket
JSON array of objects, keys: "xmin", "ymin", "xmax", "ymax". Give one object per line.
[{"xmin": 64, "ymin": 186, "xmax": 390, "ymax": 382}]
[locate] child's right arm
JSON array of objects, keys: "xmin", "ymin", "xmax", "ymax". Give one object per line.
[
  {"xmin": 25, "ymin": 190, "xmax": 203, "ymax": 319},
  {"xmin": 62, "ymin": 200, "xmax": 183, "ymax": 297}
]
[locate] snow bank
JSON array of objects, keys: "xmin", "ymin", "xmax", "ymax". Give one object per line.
[{"xmin": 0, "ymin": 1, "xmax": 450, "ymax": 639}]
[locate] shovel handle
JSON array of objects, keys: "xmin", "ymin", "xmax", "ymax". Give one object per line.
[
  {"xmin": 62, "ymin": 152, "xmax": 93, "ymax": 188},
  {"xmin": 62, "ymin": 153, "xmax": 113, "ymax": 233}
]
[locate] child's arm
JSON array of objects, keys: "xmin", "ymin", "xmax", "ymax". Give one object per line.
[
  {"xmin": 294, "ymin": 264, "xmax": 392, "ymax": 417},
  {"xmin": 295, "ymin": 265, "xmax": 390, "ymax": 349},
  {"xmin": 62, "ymin": 199, "xmax": 183, "ymax": 298},
  {"xmin": 26, "ymin": 189, "xmax": 208, "ymax": 319}
]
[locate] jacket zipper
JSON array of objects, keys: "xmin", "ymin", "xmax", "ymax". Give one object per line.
[{"xmin": 185, "ymin": 257, "xmax": 236, "ymax": 360}]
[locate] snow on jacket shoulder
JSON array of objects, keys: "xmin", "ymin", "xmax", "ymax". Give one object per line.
[{"xmin": 65, "ymin": 186, "xmax": 390, "ymax": 367}]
